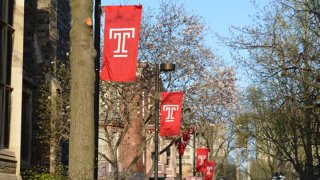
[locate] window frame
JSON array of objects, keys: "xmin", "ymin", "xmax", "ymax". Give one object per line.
[{"xmin": 0, "ymin": 0, "xmax": 14, "ymax": 149}]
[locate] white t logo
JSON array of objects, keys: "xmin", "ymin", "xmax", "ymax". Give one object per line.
[
  {"xmin": 198, "ymin": 155, "xmax": 206, "ymax": 165},
  {"xmin": 163, "ymin": 105, "xmax": 179, "ymax": 122},
  {"xmin": 109, "ymin": 28, "xmax": 135, "ymax": 58},
  {"xmin": 206, "ymin": 166, "xmax": 213, "ymax": 175}
]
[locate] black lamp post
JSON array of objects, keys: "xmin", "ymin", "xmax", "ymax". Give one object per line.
[
  {"xmin": 154, "ymin": 63, "xmax": 175, "ymax": 180},
  {"xmin": 179, "ymin": 137, "xmax": 183, "ymax": 180},
  {"xmin": 193, "ymin": 132, "xmax": 196, "ymax": 176},
  {"xmin": 94, "ymin": 0, "xmax": 101, "ymax": 179}
]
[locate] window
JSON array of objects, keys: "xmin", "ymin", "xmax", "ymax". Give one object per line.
[
  {"xmin": 21, "ymin": 91, "xmax": 32, "ymax": 167},
  {"xmin": 166, "ymin": 148, "xmax": 171, "ymax": 165},
  {"xmin": 0, "ymin": 0, "xmax": 14, "ymax": 149}
]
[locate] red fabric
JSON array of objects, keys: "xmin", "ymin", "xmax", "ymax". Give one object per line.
[
  {"xmin": 175, "ymin": 129, "xmax": 192, "ymax": 156},
  {"xmin": 160, "ymin": 92, "xmax": 184, "ymax": 137},
  {"xmin": 188, "ymin": 127, "xmax": 195, "ymax": 134},
  {"xmin": 205, "ymin": 161, "xmax": 215, "ymax": 180},
  {"xmin": 101, "ymin": 5, "xmax": 142, "ymax": 82},
  {"xmin": 182, "ymin": 130, "xmax": 190, "ymax": 142},
  {"xmin": 175, "ymin": 141, "xmax": 186, "ymax": 156},
  {"xmin": 196, "ymin": 148, "xmax": 209, "ymax": 173}
]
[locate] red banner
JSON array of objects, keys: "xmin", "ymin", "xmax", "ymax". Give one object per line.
[
  {"xmin": 101, "ymin": 5, "xmax": 142, "ymax": 82},
  {"xmin": 196, "ymin": 148, "xmax": 209, "ymax": 173},
  {"xmin": 175, "ymin": 128, "xmax": 194, "ymax": 156},
  {"xmin": 205, "ymin": 161, "xmax": 214, "ymax": 180},
  {"xmin": 175, "ymin": 141, "xmax": 186, "ymax": 156},
  {"xmin": 160, "ymin": 92, "xmax": 184, "ymax": 137}
]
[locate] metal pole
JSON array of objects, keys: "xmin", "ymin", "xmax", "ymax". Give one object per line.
[
  {"xmin": 179, "ymin": 139, "xmax": 182, "ymax": 180},
  {"xmin": 193, "ymin": 133, "xmax": 196, "ymax": 176},
  {"xmin": 154, "ymin": 64, "xmax": 160, "ymax": 180},
  {"xmin": 154, "ymin": 63, "xmax": 174, "ymax": 179},
  {"xmin": 93, "ymin": 0, "xmax": 101, "ymax": 179}
]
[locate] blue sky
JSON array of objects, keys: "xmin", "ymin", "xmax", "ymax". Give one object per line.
[{"xmin": 100, "ymin": 0, "xmax": 271, "ymax": 87}]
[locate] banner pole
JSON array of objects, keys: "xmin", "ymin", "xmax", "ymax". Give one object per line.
[
  {"xmin": 154, "ymin": 63, "xmax": 175, "ymax": 179},
  {"xmin": 154, "ymin": 64, "xmax": 160, "ymax": 180},
  {"xmin": 193, "ymin": 133, "xmax": 196, "ymax": 176},
  {"xmin": 179, "ymin": 137, "xmax": 182, "ymax": 180},
  {"xmin": 94, "ymin": 0, "xmax": 101, "ymax": 179}
]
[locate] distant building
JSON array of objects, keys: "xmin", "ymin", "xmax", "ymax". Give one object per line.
[
  {"xmin": 96, "ymin": 66, "xmax": 228, "ymax": 180},
  {"xmin": 144, "ymin": 123, "xmax": 228, "ymax": 179},
  {"xmin": 98, "ymin": 62, "xmax": 155, "ymax": 179},
  {"xmin": 177, "ymin": 123, "xmax": 227, "ymax": 179},
  {"xmin": 248, "ymin": 132, "xmax": 299, "ymax": 179},
  {"xmin": 97, "ymin": 63, "xmax": 230, "ymax": 180},
  {"xmin": 144, "ymin": 126, "xmax": 178, "ymax": 180}
]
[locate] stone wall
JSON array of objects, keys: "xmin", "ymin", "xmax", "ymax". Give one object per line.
[
  {"xmin": 48, "ymin": 0, "xmax": 71, "ymax": 63},
  {"xmin": 23, "ymin": 0, "xmax": 37, "ymax": 74},
  {"xmin": 7, "ymin": 0, "xmax": 25, "ymax": 177},
  {"xmin": 56, "ymin": 0, "xmax": 71, "ymax": 61},
  {"xmin": 0, "ymin": 150, "xmax": 17, "ymax": 174},
  {"xmin": 22, "ymin": 0, "xmax": 71, "ymax": 173}
]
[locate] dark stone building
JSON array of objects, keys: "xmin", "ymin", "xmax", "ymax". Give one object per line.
[
  {"xmin": 1, "ymin": 0, "xmax": 70, "ymax": 178},
  {"xmin": 21, "ymin": 0, "xmax": 71, "ymax": 176}
]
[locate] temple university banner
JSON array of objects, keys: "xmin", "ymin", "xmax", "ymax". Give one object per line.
[
  {"xmin": 196, "ymin": 148, "xmax": 209, "ymax": 173},
  {"xmin": 205, "ymin": 161, "xmax": 215, "ymax": 180},
  {"xmin": 160, "ymin": 92, "xmax": 184, "ymax": 137},
  {"xmin": 101, "ymin": 5, "xmax": 142, "ymax": 82}
]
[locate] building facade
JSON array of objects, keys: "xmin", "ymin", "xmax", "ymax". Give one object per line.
[
  {"xmin": 21, "ymin": 0, "xmax": 71, "ymax": 173},
  {"xmin": 144, "ymin": 127, "xmax": 178, "ymax": 180},
  {"xmin": 0, "ymin": 0, "xmax": 25, "ymax": 179},
  {"xmin": 1, "ymin": 0, "xmax": 71, "ymax": 179},
  {"xmin": 176, "ymin": 123, "xmax": 227, "ymax": 179},
  {"xmin": 96, "ymin": 67, "xmax": 228, "ymax": 180},
  {"xmin": 98, "ymin": 63, "xmax": 154, "ymax": 179}
]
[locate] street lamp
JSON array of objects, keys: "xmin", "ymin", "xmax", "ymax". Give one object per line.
[{"xmin": 154, "ymin": 63, "xmax": 175, "ymax": 180}]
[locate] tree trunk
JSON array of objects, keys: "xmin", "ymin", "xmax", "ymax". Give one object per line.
[
  {"xmin": 236, "ymin": 147, "xmax": 240, "ymax": 180},
  {"xmin": 50, "ymin": 80, "xmax": 58, "ymax": 175},
  {"xmin": 68, "ymin": 0, "xmax": 96, "ymax": 179},
  {"xmin": 303, "ymin": 107, "xmax": 314, "ymax": 180},
  {"xmin": 246, "ymin": 144, "xmax": 251, "ymax": 180}
]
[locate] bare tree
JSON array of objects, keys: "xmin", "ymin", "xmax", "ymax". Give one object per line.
[
  {"xmin": 223, "ymin": 0, "xmax": 320, "ymax": 178},
  {"xmin": 98, "ymin": 1, "xmax": 238, "ymax": 179},
  {"xmin": 98, "ymin": 64, "xmax": 155, "ymax": 179}
]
